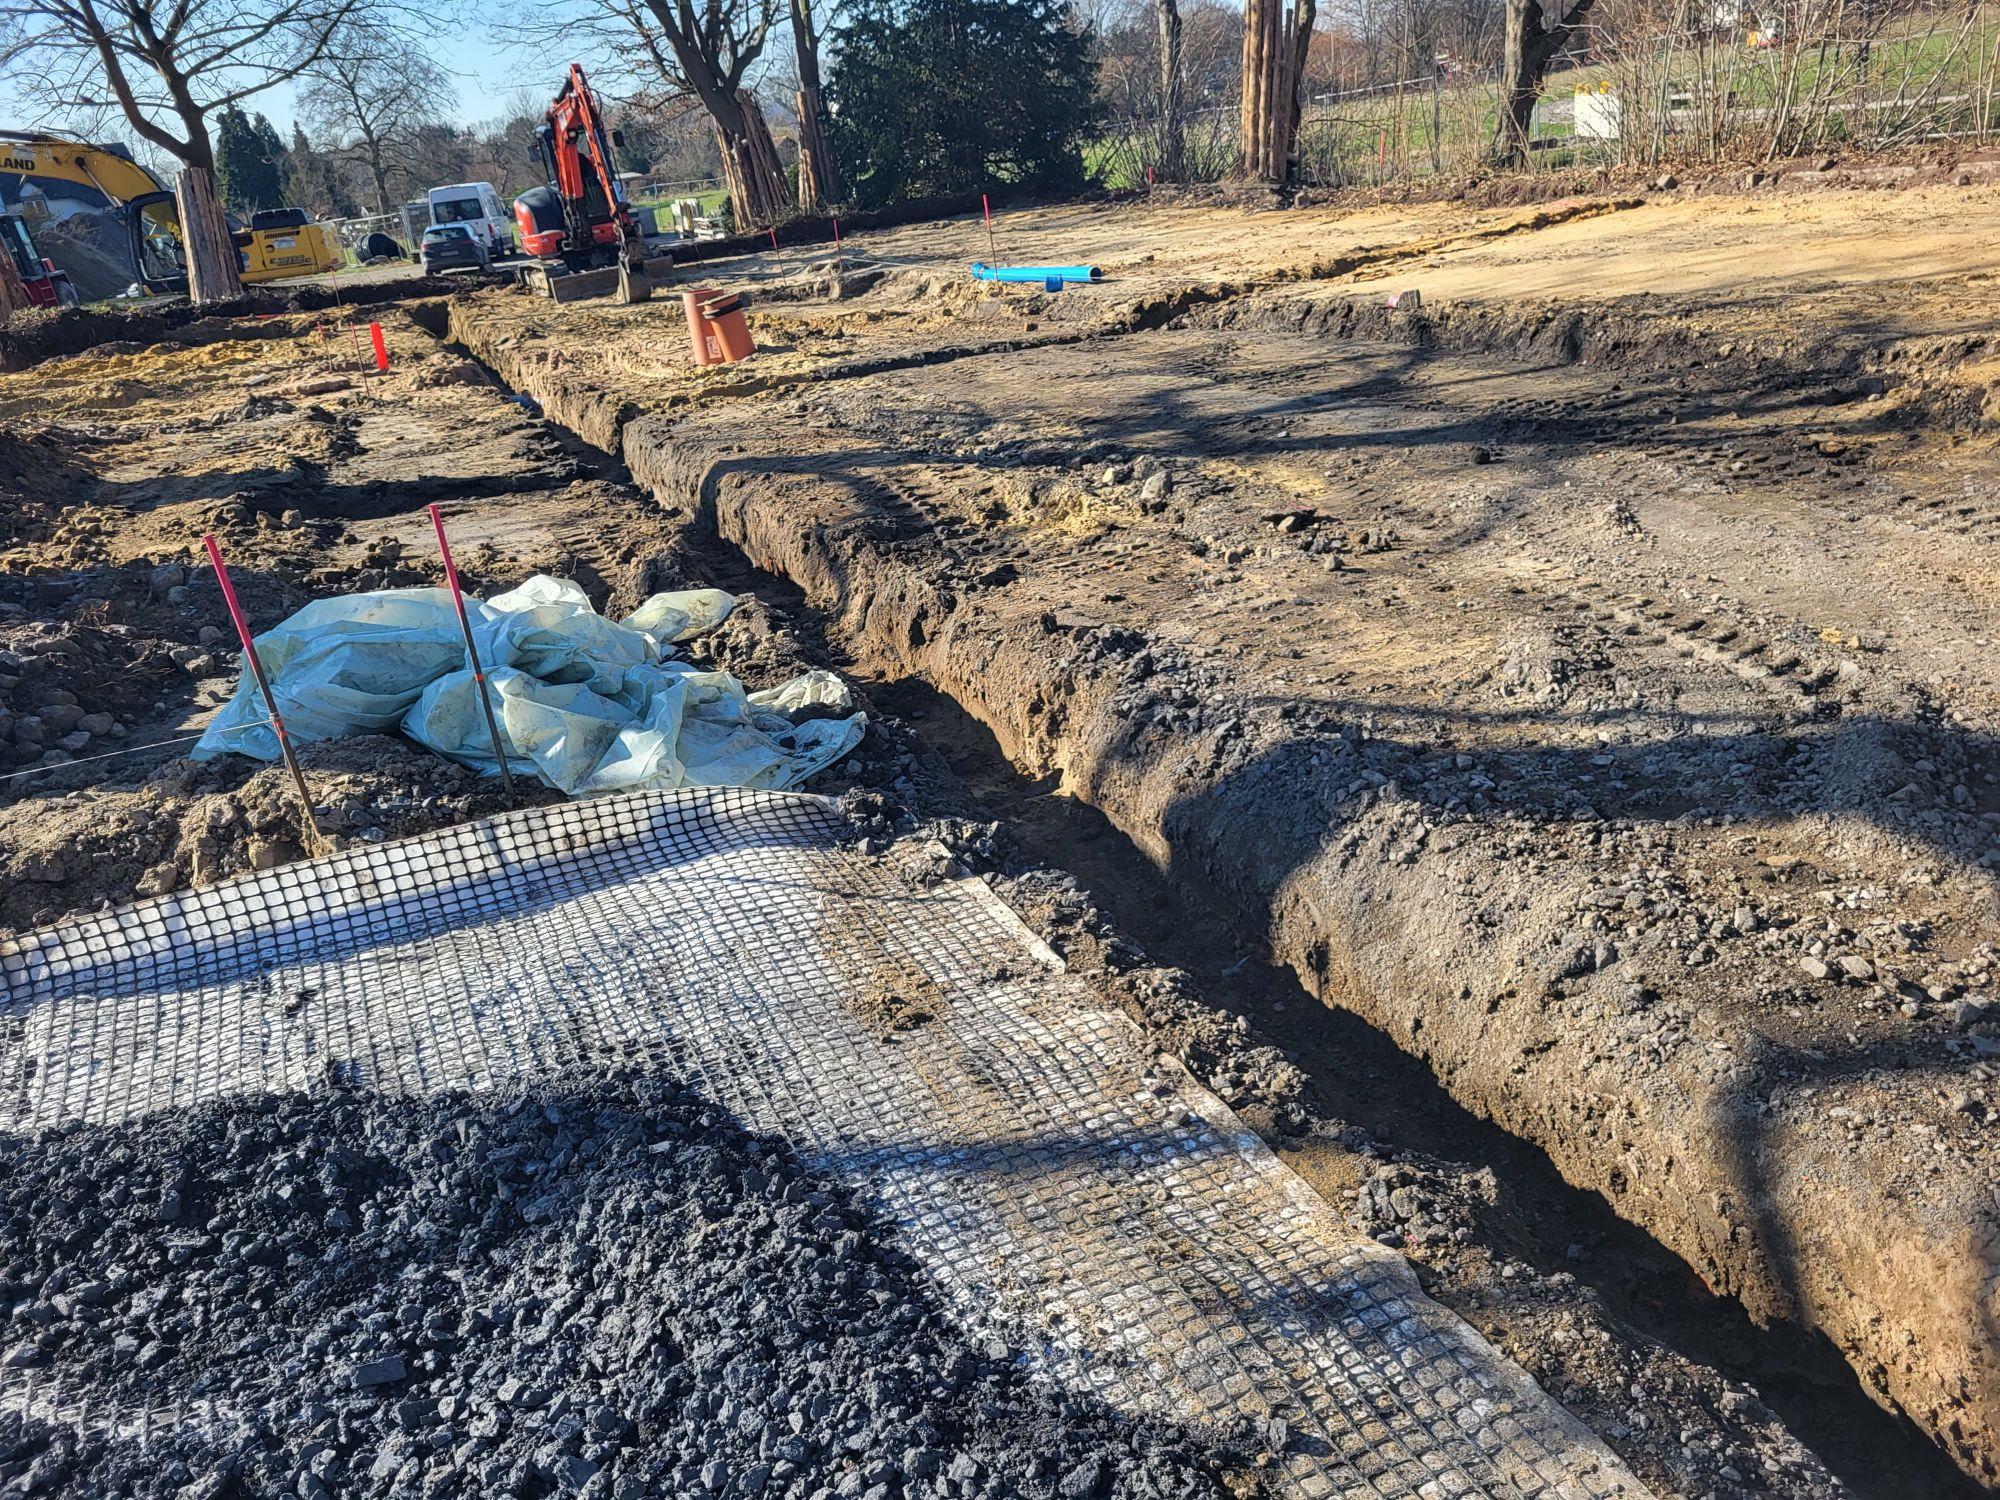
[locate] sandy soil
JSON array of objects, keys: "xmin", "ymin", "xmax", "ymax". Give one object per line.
[
  {"xmin": 0, "ymin": 306, "xmax": 716, "ymax": 929},
  {"xmin": 437, "ymin": 176, "xmax": 2000, "ymax": 1490}
]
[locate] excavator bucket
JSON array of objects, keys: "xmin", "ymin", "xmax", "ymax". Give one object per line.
[{"xmin": 616, "ymin": 261, "xmax": 651, "ymax": 304}]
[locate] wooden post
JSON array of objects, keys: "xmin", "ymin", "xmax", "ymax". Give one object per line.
[
  {"xmin": 1240, "ymin": 0, "xmax": 1264, "ymax": 173},
  {"xmin": 795, "ymin": 84, "xmax": 837, "ymax": 212},
  {"xmin": 741, "ymin": 94, "xmax": 787, "ymax": 224},
  {"xmin": 0, "ymin": 246, "xmax": 27, "ymax": 327},
  {"xmin": 175, "ymin": 167, "xmax": 243, "ymax": 304},
  {"xmin": 1240, "ymin": 0, "xmax": 1311, "ymax": 181}
]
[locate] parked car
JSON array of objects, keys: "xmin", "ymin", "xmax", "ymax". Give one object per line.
[
  {"xmin": 419, "ymin": 223, "xmax": 490, "ymax": 274},
  {"xmin": 427, "ymin": 181, "xmax": 515, "ymax": 258}
]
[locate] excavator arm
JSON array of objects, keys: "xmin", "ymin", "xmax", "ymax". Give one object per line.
[
  {"xmin": 0, "ymin": 132, "xmax": 343, "ymax": 298},
  {"xmin": 0, "ymin": 133, "xmax": 166, "ymax": 204},
  {"xmin": 0, "ymin": 133, "xmax": 185, "ymax": 292}
]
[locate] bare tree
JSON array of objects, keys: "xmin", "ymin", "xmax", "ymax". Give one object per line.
[
  {"xmin": 298, "ymin": 21, "xmax": 454, "ymax": 212},
  {"xmin": 506, "ymin": 0, "xmax": 787, "ymax": 225},
  {"xmin": 0, "ymin": 0, "xmax": 363, "ymax": 171},
  {"xmin": 1492, "ymin": 0, "xmax": 1594, "ymax": 163},
  {"xmin": 790, "ymin": 0, "xmax": 836, "ymax": 208},
  {"xmin": 1156, "ymin": 0, "xmax": 1185, "ymax": 177}
]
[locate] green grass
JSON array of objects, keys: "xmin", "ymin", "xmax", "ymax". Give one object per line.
[{"xmin": 630, "ymin": 188, "xmax": 732, "ymax": 222}]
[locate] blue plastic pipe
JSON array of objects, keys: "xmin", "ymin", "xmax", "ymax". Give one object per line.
[{"xmin": 970, "ymin": 262, "xmax": 1104, "ymax": 284}]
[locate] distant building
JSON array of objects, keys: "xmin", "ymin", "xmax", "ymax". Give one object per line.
[{"xmin": 0, "ymin": 174, "xmax": 113, "ymax": 223}]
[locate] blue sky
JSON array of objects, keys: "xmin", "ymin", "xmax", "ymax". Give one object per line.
[{"xmin": 0, "ymin": 27, "xmax": 538, "ymax": 149}]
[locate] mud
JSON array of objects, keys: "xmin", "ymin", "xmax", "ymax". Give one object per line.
[{"xmin": 441, "ymin": 177, "xmax": 2000, "ymax": 1488}]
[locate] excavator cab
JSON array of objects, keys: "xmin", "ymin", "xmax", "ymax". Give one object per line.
[
  {"xmin": 125, "ymin": 191, "xmax": 188, "ymax": 294},
  {"xmin": 121, "ymin": 190, "xmax": 340, "ymax": 295}
]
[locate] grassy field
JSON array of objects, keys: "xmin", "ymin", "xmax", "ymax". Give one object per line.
[
  {"xmin": 1088, "ymin": 5, "xmax": 2000, "ymax": 187},
  {"xmin": 630, "ymin": 187, "xmax": 733, "ymax": 225}
]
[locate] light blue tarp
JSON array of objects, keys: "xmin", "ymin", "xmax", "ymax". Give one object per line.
[{"xmin": 193, "ymin": 577, "xmax": 866, "ymax": 796}]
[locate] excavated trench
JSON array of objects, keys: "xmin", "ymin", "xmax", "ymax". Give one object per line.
[{"xmin": 430, "ymin": 289, "xmax": 2000, "ymax": 1495}]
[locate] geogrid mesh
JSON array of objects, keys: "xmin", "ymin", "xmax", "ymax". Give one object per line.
[{"xmin": 0, "ymin": 787, "xmax": 1647, "ymax": 1499}]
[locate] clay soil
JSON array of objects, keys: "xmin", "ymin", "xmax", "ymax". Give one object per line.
[{"xmin": 3, "ymin": 165, "xmax": 1999, "ymax": 1497}]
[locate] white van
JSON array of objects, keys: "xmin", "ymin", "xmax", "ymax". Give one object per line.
[{"xmin": 426, "ymin": 182, "xmax": 514, "ymax": 258}]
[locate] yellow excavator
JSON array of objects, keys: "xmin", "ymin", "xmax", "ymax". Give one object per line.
[{"xmin": 0, "ymin": 132, "xmax": 342, "ymax": 295}]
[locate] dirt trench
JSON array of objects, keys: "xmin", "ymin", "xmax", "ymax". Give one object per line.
[{"xmin": 446, "ymin": 274, "xmax": 2000, "ymax": 1491}]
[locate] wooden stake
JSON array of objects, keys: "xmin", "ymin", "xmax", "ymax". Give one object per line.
[
  {"xmin": 0, "ymin": 242, "xmax": 27, "ymax": 327},
  {"xmin": 203, "ymin": 534, "xmax": 319, "ymax": 852},
  {"xmin": 427, "ymin": 503, "xmax": 517, "ymax": 800}
]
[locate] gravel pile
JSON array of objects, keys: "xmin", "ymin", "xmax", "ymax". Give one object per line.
[{"xmin": 0, "ymin": 1073, "xmax": 1250, "ymax": 1499}]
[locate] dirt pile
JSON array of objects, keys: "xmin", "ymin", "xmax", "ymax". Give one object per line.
[
  {"xmin": 0, "ymin": 736, "xmax": 551, "ymax": 936},
  {"xmin": 34, "ymin": 211, "xmax": 135, "ymax": 303},
  {"xmin": 0, "ymin": 1072, "xmax": 1250, "ymax": 1500}
]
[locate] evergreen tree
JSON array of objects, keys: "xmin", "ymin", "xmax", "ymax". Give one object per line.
[
  {"xmin": 828, "ymin": 0, "xmax": 1099, "ymax": 208},
  {"xmin": 214, "ymin": 104, "xmax": 285, "ymax": 212},
  {"xmin": 287, "ymin": 124, "xmax": 359, "ymax": 218},
  {"xmin": 253, "ymin": 114, "xmax": 289, "ymax": 202}
]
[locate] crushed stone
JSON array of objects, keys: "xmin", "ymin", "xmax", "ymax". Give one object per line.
[{"xmin": 0, "ymin": 1071, "xmax": 1255, "ymax": 1500}]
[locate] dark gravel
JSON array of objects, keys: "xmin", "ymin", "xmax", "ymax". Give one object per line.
[{"xmin": 0, "ymin": 1071, "xmax": 1253, "ymax": 1499}]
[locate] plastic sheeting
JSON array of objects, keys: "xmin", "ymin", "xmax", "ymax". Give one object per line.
[{"xmin": 193, "ymin": 578, "xmax": 866, "ymax": 796}]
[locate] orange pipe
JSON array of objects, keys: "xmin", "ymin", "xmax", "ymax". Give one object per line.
[
  {"xmin": 701, "ymin": 293, "xmax": 755, "ymax": 364},
  {"xmin": 681, "ymin": 286, "xmax": 722, "ymax": 365}
]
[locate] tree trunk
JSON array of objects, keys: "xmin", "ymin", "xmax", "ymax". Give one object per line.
[
  {"xmin": 1156, "ymin": 0, "xmax": 1185, "ymax": 180},
  {"xmin": 1284, "ymin": 0, "xmax": 1316, "ymax": 179},
  {"xmin": 1494, "ymin": 0, "xmax": 1541, "ymax": 166},
  {"xmin": 715, "ymin": 91, "xmax": 787, "ymax": 228},
  {"xmin": 364, "ymin": 134, "xmax": 389, "ymax": 217},
  {"xmin": 165, "ymin": 77, "xmax": 215, "ymax": 173},
  {"xmin": 1493, "ymin": 0, "xmax": 1597, "ymax": 165},
  {"xmin": 791, "ymin": 0, "xmax": 839, "ymax": 209},
  {"xmin": 175, "ymin": 166, "xmax": 243, "ymax": 304}
]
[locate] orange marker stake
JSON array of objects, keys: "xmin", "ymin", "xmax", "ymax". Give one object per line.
[
  {"xmin": 204, "ymin": 533, "xmax": 320, "ymax": 852},
  {"xmin": 369, "ymin": 321, "xmax": 389, "ymax": 372},
  {"xmin": 427, "ymin": 503, "xmax": 516, "ymax": 799}
]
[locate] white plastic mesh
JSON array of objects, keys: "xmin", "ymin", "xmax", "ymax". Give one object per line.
[{"xmin": 0, "ymin": 788, "xmax": 1647, "ymax": 1499}]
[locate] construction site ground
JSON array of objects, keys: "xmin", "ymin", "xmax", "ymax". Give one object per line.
[{"xmin": 2, "ymin": 165, "xmax": 1998, "ymax": 1497}]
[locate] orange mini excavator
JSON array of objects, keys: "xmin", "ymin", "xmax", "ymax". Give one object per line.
[{"xmin": 513, "ymin": 65, "xmax": 652, "ymax": 303}]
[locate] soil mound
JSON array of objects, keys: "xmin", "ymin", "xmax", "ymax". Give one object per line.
[{"xmin": 33, "ymin": 212, "xmax": 134, "ymax": 303}]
